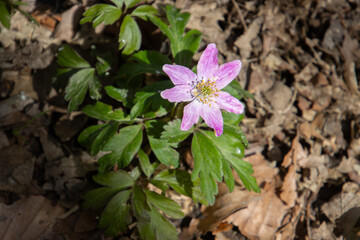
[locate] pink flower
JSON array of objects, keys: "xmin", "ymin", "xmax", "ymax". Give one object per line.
[{"xmin": 160, "ymin": 43, "xmax": 244, "ymax": 136}]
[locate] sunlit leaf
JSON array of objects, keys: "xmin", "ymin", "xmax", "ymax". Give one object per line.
[
  {"xmin": 80, "ymin": 4, "xmax": 122, "ymax": 28},
  {"xmin": 131, "ymin": 5, "xmax": 158, "ymax": 21},
  {"xmin": 191, "ymin": 131, "xmax": 223, "ymax": 205},
  {"xmin": 145, "ymin": 120, "xmax": 179, "ymax": 167},
  {"xmin": 57, "ymin": 45, "xmax": 90, "ymax": 69},
  {"xmin": 119, "ymin": 15, "xmax": 141, "ymax": 55}
]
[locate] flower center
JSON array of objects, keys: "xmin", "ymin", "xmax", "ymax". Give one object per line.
[{"xmin": 192, "ymin": 78, "xmax": 219, "ymax": 105}]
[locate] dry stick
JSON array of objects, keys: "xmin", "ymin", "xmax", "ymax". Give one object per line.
[{"xmin": 231, "ymin": 0, "xmax": 248, "ymax": 31}]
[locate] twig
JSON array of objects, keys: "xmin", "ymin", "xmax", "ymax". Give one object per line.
[{"xmin": 231, "ymin": 0, "xmax": 248, "ymax": 31}]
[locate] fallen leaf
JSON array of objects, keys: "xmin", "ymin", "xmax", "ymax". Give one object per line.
[{"xmin": 0, "ymin": 196, "xmax": 64, "ymax": 240}]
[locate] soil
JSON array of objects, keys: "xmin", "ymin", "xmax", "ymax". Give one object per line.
[{"xmin": 0, "ymin": 0, "xmax": 359, "ymax": 239}]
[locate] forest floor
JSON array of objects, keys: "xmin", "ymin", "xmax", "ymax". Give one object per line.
[{"xmin": 0, "ymin": 0, "xmax": 360, "ymax": 239}]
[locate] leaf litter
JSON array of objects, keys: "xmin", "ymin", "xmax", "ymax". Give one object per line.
[{"xmin": 0, "ymin": 0, "xmax": 360, "ymax": 239}]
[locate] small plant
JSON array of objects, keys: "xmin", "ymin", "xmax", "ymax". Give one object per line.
[{"xmin": 56, "ymin": 3, "xmax": 259, "ymax": 239}]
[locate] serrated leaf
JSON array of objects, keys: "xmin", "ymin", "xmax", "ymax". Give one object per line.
[
  {"xmin": 130, "ymin": 81, "xmax": 173, "ymax": 119},
  {"xmin": 83, "ymin": 187, "xmax": 120, "ymax": 209},
  {"xmin": 93, "ymin": 170, "xmax": 134, "ymax": 188},
  {"xmin": 98, "ymin": 124, "xmax": 143, "ymax": 171},
  {"xmin": 82, "ymin": 101, "xmax": 128, "ymax": 122},
  {"xmin": 191, "ymin": 131, "xmax": 223, "ymax": 205},
  {"xmin": 160, "ymin": 119, "xmax": 192, "ymax": 144},
  {"xmin": 145, "ymin": 190, "xmax": 184, "ymax": 219},
  {"xmin": 131, "ymin": 5, "xmax": 158, "ymax": 21},
  {"xmin": 138, "ymin": 205, "xmax": 179, "ymax": 240},
  {"xmin": 138, "ymin": 149, "xmax": 155, "ymax": 177},
  {"xmin": 119, "ymin": 15, "xmax": 141, "ymax": 55},
  {"xmin": 78, "ymin": 121, "xmax": 119, "ymax": 156},
  {"xmin": 80, "ymin": 4, "xmax": 122, "ymax": 28},
  {"xmin": 0, "ymin": 2, "xmax": 11, "ymax": 29},
  {"xmin": 64, "ymin": 68, "xmax": 101, "ymax": 112},
  {"xmin": 145, "ymin": 120, "xmax": 179, "ymax": 167},
  {"xmin": 117, "ymin": 50, "xmax": 171, "ymax": 82},
  {"xmin": 57, "ymin": 45, "xmax": 90, "ymax": 69},
  {"xmin": 165, "ymin": 5, "xmax": 189, "ymax": 36},
  {"xmin": 132, "ymin": 185, "xmax": 151, "ymax": 221},
  {"xmin": 203, "ymin": 125, "xmax": 260, "ymax": 193},
  {"xmin": 99, "ymin": 190, "xmax": 132, "ymax": 236},
  {"xmin": 151, "ymin": 169, "xmax": 207, "ymax": 204}
]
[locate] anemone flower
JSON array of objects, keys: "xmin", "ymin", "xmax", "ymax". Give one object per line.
[{"xmin": 160, "ymin": 43, "xmax": 244, "ymax": 136}]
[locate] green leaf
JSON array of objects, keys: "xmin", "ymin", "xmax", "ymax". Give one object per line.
[
  {"xmin": 95, "ymin": 56, "xmax": 111, "ymax": 75},
  {"xmin": 164, "ymin": 5, "xmax": 190, "ymax": 56},
  {"xmin": 145, "ymin": 120, "xmax": 179, "ymax": 167},
  {"xmin": 105, "ymin": 86, "xmax": 127, "ymax": 102},
  {"xmin": 130, "ymin": 81, "xmax": 173, "ymax": 119},
  {"xmin": 78, "ymin": 124, "xmax": 104, "ymax": 146},
  {"xmin": 98, "ymin": 124, "xmax": 143, "ymax": 171},
  {"xmin": 174, "ymin": 29, "xmax": 201, "ymax": 66},
  {"xmin": 132, "ymin": 185, "xmax": 151, "ymax": 221},
  {"xmin": 138, "ymin": 205, "xmax": 179, "ymax": 240},
  {"xmin": 203, "ymin": 125, "xmax": 260, "ymax": 193},
  {"xmin": 64, "ymin": 68, "xmax": 101, "ymax": 112},
  {"xmin": 117, "ymin": 50, "xmax": 171, "ymax": 82},
  {"xmin": 131, "ymin": 5, "xmax": 158, "ymax": 21},
  {"xmin": 151, "ymin": 169, "xmax": 207, "ymax": 204},
  {"xmin": 160, "ymin": 119, "xmax": 192, "ymax": 145},
  {"xmin": 110, "ymin": 0, "xmax": 124, "ymax": 8},
  {"xmin": 223, "ymin": 80, "xmax": 253, "ymax": 101},
  {"xmin": 138, "ymin": 149, "xmax": 155, "ymax": 177},
  {"xmin": 148, "ymin": 15, "xmax": 174, "ymax": 45},
  {"xmin": 99, "ymin": 190, "xmax": 132, "ymax": 236},
  {"xmin": 191, "ymin": 131, "xmax": 223, "ymax": 205},
  {"xmin": 82, "ymin": 102, "xmax": 128, "ymax": 122},
  {"xmin": 124, "ymin": 0, "xmax": 143, "ymax": 8},
  {"xmin": 222, "ymin": 111, "xmax": 244, "ymax": 125},
  {"xmin": 145, "ymin": 190, "xmax": 184, "ymax": 219},
  {"xmin": 0, "ymin": 2, "xmax": 11, "ymax": 29},
  {"xmin": 93, "ymin": 170, "xmax": 135, "ymax": 188},
  {"xmin": 57, "ymin": 45, "xmax": 90, "ymax": 69},
  {"xmin": 80, "ymin": 4, "xmax": 122, "ymax": 28},
  {"xmin": 83, "ymin": 187, "xmax": 120, "ymax": 209},
  {"xmin": 119, "ymin": 15, "xmax": 141, "ymax": 55},
  {"xmin": 78, "ymin": 121, "xmax": 119, "ymax": 156},
  {"xmin": 165, "ymin": 5, "xmax": 189, "ymax": 37}
]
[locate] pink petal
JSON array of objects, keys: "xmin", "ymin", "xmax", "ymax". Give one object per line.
[
  {"xmin": 160, "ymin": 85, "xmax": 193, "ymax": 102},
  {"xmin": 214, "ymin": 60, "xmax": 242, "ymax": 89},
  {"xmin": 215, "ymin": 91, "xmax": 245, "ymax": 114},
  {"xmin": 181, "ymin": 101, "xmax": 201, "ymax": 131},
  {"xmin": 197, "ymin": 43, "xmax": 218, "ymax": 81},
  {"xmin": 200, "ymin": 104, "xmax": 223, "ymax": 137},
  {"xmin": 163, "ymin": 64, "xmax": 197, "ymax": 85}
]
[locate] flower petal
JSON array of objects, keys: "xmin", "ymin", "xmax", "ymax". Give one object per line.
[
  {"xmin": 215, "ymin": 91, "xmax": 245, "ymax": 114},
  {"xmin": 197, "ymin": 43, "xmax": 218, "ymax": 81},
  {"xmin": 200, "ymin": 104, "xmax": 223, "ymax": 137},
  {"xmin": 160, "ymin": 85, "xmax": 193, "ymax": 102},
  {"xmin": 163, "ymin": 64, "xmax": 197, "ymax": 85},
  {"xmin": 214, "ymin": 60, "xmax": 242, "ymax": 89},
  {"xmin": 181, "ymin": 101, "xmax": 201, "ymax": 131}
]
